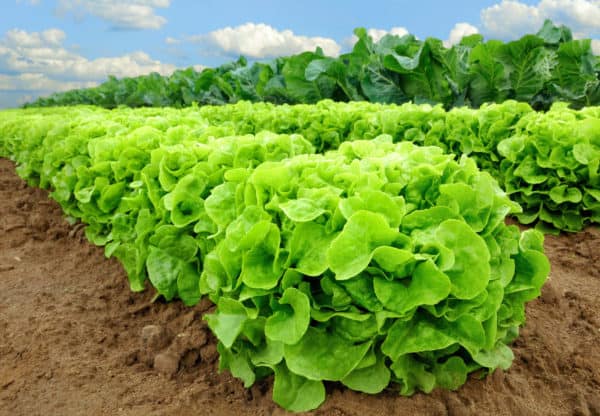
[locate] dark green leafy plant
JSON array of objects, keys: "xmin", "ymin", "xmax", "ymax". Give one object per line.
[{"xmin": 24, "ymin": 20, "xmax": 599, "ymax": 111}]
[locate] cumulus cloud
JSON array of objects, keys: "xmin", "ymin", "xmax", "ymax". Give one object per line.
[
  {"xmin": 365, "ymin": 27, "xmax": 410, "ymax": 42},
  {"xmin": 0, "ymin": 28, "xmax": 176, "ymax": 81},
  {"xmin": 165, "ymin": 36, "xmax": 181, "ymax": 45},
  {"xmin": 0, "ymin": 28, "xmax": 178, "ymax": 106},
  {"xmin": 0, "ymin": 73, "xmax": 97, "ymax": 91},
  {"xmin": 481, "ymin": 1, "xmax": 543, "ymax": 39},
  {"xmin": 189, "ymin": 23, "xmax": 341, "ymax": 58},
  {"xmin": 481, "ymin": 0, "xmax": 600, "ymax": 39},
  {"xmin": 57, "ymin": 0, "xmax": 171, "ymax": 30},
  {"xmin": 444, "ymin": 23, "xmax": 480, "ymax": 47},
  {"xmin": 539, "ymin": 0, "xmax": 600, "ymax": 33},
  {"xmin": 344, "ymin": 26, "xmax": 411, "ymax": 48}
]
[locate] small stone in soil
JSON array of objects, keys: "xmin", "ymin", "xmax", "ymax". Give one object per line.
[
  {"xmin": 141, "ymin": 325, "xmax": 167, "ymax": 350},
  {"xmin": 199, "ymin": 343, "xmax": 219, "ymax": 364},
  {"xmin": 154, "ymin": 352, "xmax": 179, "ymax": 375}
]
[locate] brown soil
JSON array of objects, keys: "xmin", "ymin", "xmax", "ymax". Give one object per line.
[{"xmin": 1, "ymin": 157, "xmax": 599, "ymax": 416}]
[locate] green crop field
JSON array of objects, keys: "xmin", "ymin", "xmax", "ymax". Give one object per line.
[{"xmin": 1, "ymin": 17, "xmax": 599, "ymax": 414}]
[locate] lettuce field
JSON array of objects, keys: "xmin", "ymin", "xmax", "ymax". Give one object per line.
[{"xmin": 1, "ymin": 20, "xmax": 599, "ymax": 416}]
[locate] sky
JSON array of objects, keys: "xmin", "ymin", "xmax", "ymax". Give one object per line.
[{"xmin": 1, "ymin": 0, "xmax": 599, "ymax": 108}]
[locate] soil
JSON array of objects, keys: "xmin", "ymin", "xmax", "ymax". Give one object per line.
[{"xmin": 0, "ymin": 157, "xmax": 599, "ymax": 416}]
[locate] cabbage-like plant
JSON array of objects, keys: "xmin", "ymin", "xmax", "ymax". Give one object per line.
[{"xmin": 202, "ymin": 137, "xmax": 550, "ymax": 411}]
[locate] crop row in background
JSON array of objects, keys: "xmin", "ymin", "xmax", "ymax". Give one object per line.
[
  {"xmin": 4, "ymin": 101, "xmax": 599, "ymax": 232},
  {"xmin": 24, "ymin": 20, "xmax": 600, "ymax": 112}
]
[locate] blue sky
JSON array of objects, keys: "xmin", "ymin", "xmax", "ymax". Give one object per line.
[{"xmin": 1, "ymin": 0, "xmax": 599, "ymax": 108}]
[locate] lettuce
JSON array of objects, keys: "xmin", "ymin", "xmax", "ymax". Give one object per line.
[
  {"xmin": 0, "ymin": 104, "xmax": 552, "ymax": 411},
  {"xmin": 2, "ymin": 101, "xmax": 599, "ymax": 234},
  {"xmin": 498, "ymin": 104, "xmax": 600, "ymax": 231},
  {"xmin": 200, "ymin": 139, "xmax": 549, "ymax": 411},
  {"xmin": 3, "ymin": 100, "xmax": 600, "ymax": 235}
]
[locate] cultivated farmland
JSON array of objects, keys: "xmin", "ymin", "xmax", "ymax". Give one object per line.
[{"xmin": 1, "ymin": 20, "xmax": 599, "ymax": 415}]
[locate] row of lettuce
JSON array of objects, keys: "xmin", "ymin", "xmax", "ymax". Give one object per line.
[
  {"xmin": 196, "ymin": 100, "xmax": 600, "ymax": 232},
  {"xmin": 0, "ymin": 105, "xmax": 549, "ymax": 411},
  {"xmin": 8, "ymin": 100, "xmax": 599, "ymax": 231},
  {"xmin": 25, "ymin": 20, "xmax": 600, "ymax": 111}
]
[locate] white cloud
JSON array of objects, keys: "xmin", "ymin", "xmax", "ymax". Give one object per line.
[
  {"xmin": 481, "ymin": 0, "xmax": 600, "ymax": 39},
  {"xmin": 0, "ymin": 28, "xmax": 176, "ymax": 81},
  {"xmin": 165, "ymin": 36, "xmax": 180, "ymax": 45},
  {"xmin": 0, "ymin": 27, "xmax": 179, "ymax": 107},
  {"xmin": 481, "ymin": 1, "xmax": 543, "ymax": 39},
  {"xmin": 0, "ymin": 27, "xmax": 181, "ymax": 106},
  {"xmin": 366, "ymin": 27, "xmax": 410, "ymax": 42},
  {"xmin": 592, "ymin": 39, "xmax": 600, "ymax": 53},
  {"xmin": 3, "ymin": 28, "xmax": 66, "ymax": 47},
  {"xmin": 538, "ymin": 0, "xmax": 600, "ymax": 33},
  {"xmin": 0, "ymin": 73, "xmax": 97, "ymax": 91},
  {"xmin": 189, "ymin": 23, "xmax": 341, "ymax": 58},
  {"xmin": 444, "ymin": 23, "xmax": 480, "ymax": 47},
  {"xmin": 344, "ymin": 26, "xmax": 411, "ymax": 49},
  {"xmin": 57, "ymin": 0, "xmax": 171, "ymax": 30}
]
